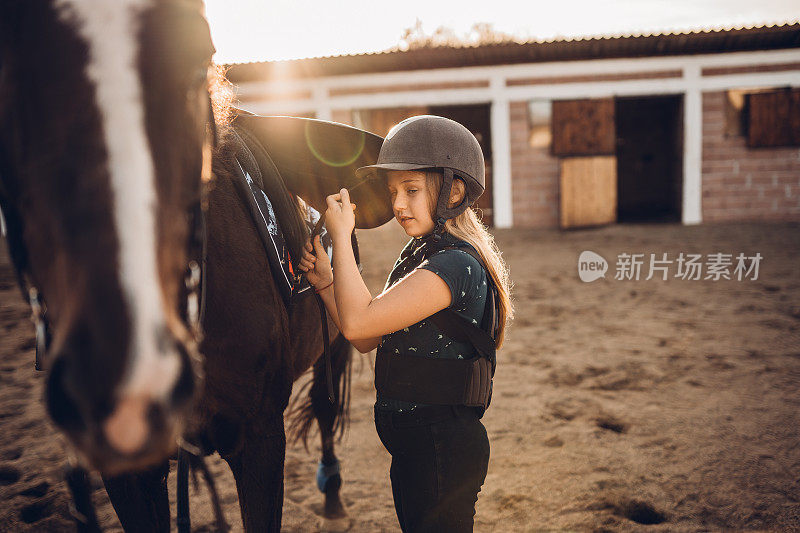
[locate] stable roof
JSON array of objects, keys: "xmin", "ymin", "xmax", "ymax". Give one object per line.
[{"xmin": 226, "ymin": 22, "xmax": 800, "ymax": 83}]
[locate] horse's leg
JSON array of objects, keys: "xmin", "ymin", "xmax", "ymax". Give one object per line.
[
  {"xmin": 102, "ymin": 460, "xmax": 170, "ymax": 533},
  {"xmin": 312, "ymin": 333, "xmax": 352, "ymax": 530},
  {"xmin": 224, "ymin": 413, "xmax": 287, "ymax": 533}
]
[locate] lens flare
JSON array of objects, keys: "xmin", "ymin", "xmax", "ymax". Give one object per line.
[{"xmin": 304, "ymin": 121, "xmax": 366, "ymax": 168}]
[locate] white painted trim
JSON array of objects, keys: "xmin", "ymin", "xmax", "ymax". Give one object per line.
[
  {"xmin": 682, "ymin": 65, "xmax": 703, "ymax": 225},
  {"xmin": 313, "ymin": 84, "xmax": 331, "ymax": 121},
  {"xmin": 696, "ymin": 71, "xmax": 800, "ymax": 90},
  {"xmin": 242, "ymin": 87, "xmax": 493, "ymax": 115},
  {"xmin": 490, "ymin": 76, "xmax": 512, "ymax": 228},
  {"xmin": 239, "ymin": 100, "xmax": 320, "ymax": 115},
  {"xmin": 235, "ymin": 48, "xmax": 800, "ymax": 97},
  {"xmin": 241, "ymin": 70, "xmax": 800, "ymax": 115}
]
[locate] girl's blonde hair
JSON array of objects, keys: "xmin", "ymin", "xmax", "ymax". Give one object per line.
[{"xmin": 424, "ymin": 171, "xmax": 514, "ymax": 349}]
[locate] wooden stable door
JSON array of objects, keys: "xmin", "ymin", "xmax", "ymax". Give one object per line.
[
  {"xmin": 552, "ymin": 98, "xmax": 618, "ymax": 229},
  {"xmin": 559, "ymin": 156, "xmax": 617, "ymax": 228}
]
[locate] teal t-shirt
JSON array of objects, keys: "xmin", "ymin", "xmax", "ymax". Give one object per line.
[{"xmin": 375, "ymin": 237, "xmax": 489, "ymax": 412}]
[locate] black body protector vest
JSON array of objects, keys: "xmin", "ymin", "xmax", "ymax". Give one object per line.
[{"xmin": 374, "ymin": 233, "xmax": 499, "ymax": 411}]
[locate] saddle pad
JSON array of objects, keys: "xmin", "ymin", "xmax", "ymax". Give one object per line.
[{"xmin": 233, "ymin": 157, "xmax": 333, "ymax": 306}]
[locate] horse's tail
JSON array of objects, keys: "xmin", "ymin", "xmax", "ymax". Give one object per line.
[{"xmin": 286, "ymin": 333, "xmax": 352, "ymax": 452}]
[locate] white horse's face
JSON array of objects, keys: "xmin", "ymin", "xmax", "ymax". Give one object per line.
[{"xmin": 0, "ymin": 0, "xmax": 215, "ymax": 474}]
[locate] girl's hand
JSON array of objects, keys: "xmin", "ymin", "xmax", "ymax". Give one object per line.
[
  {"xmin": 298, "ymin": 235, "xmax": 333, "ymax": 288},
  {"xmin": 324, "ymin": 188, "xmax": 356, "ymax": 239}
]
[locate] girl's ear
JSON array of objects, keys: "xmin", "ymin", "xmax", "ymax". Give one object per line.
[{"xmin": 448, "ymin": 178, "xmax": 466, "ymax": 208}]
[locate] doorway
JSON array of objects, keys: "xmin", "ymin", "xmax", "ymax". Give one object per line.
[
  {"xmin": 429, "ymin": 104, "xmax": 493, "ymax": 226},
  {"xmin": 615, "ymin": 95, "xmax": 683, "ymax": 222}
]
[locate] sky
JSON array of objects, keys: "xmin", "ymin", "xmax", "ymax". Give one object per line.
[{"xmin": 203, "ymin": 0, "xmax": 799, "ymax": 64}]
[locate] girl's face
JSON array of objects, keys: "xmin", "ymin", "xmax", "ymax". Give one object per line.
[{"xmin": 386, "ymin": 170, "xmax": 435, "ymax": 237}]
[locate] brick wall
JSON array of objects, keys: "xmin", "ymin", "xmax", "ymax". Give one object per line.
[
  {"xmin": 702, "ymin": 91, "xmax": 800, "ymax": 222},
  {"xmin": 510, "ymin": 101, "xmax": 560, "ymax": 228}
]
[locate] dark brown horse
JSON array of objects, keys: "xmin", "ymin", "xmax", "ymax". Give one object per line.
[{"xmin": 0, "ymin": 0, "xmax": 371, "ymax": 530}]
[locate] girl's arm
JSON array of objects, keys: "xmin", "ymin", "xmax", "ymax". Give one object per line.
[
  {"xmin": 315, "ymin": 283, "xmax": 382, "ymax": 354},
  {"xmin": 299, "ymin": 235, "xmax": 382, "ymax": 353},
  {"xmin": 326, "ymin": 190, "xmax": 453, "ymax": 340}
]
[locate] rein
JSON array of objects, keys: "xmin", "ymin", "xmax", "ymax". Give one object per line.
[
  {"xmin": 174, "ymin": 97, "xmax": 229, "ymax": 533},
  {"xmin": 0, "ymin": 171, "xmax": 50, "ymax": 371},
  {"xmin": 308, "ymin": 181, "xmax": 367, "ymax": 404},
  {"xmin": 310, "ymin": 216, "xmax": 336, "ymax": 403}
]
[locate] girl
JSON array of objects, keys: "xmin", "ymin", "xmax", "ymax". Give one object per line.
[{"xmin": 299, "ymin": 115, "xmax": 512, "ymax": 532}]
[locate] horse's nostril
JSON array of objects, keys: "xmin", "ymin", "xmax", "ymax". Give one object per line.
[
  {"xmin": 147, "ymin": 402, "xmax": 167, "ymax": 435},
  {"xmin": 45, "ymin": 357, "xmax": 86, "ymax": 433}
]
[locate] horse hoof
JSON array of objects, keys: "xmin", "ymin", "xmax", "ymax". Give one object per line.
[{"xmin": 318, "ymin": 515, "xmax": 351, "ymax": 532}]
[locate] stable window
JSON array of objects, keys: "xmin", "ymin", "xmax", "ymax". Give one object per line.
[
  {"xmin": 527, "ymin": 100, "xmax": 552, "ymax": 149},
  {"xmin": 746, "ymin": 87, "xmax": 800, "ymax": 148},
  {"xmin": 724, "ymin": 89, "xmax": 747, "ymax": 138},
  {"xmin": 550, "ymin": 98, "xmax": 615, "ymax": 156}
]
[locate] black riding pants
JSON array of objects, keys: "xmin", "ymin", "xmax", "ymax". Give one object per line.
[{"xmin": 374, "ymin": 404, "xmax": 490, "ymax": 533}]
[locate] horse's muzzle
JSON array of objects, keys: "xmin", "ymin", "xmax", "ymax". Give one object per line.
[{"xmin": 45, "ymin": 342, "xmax": 197, "ymax": 474}]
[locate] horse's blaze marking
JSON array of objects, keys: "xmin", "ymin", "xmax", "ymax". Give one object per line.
[{"xmin": 56, "ymin": 0, "xmax": 180, "ymax": 402}]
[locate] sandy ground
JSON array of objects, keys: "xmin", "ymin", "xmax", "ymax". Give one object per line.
[{"xmin": 1, "ymin": 220, "xmax": 799, "ymax": 531}]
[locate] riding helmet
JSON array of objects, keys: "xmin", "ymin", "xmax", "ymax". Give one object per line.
[{"xmin": 355, "ymin": 115, "xmax": 485, "ymax": 235}]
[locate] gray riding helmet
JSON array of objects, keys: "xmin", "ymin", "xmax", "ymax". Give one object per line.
[{"xmin": 355, "ymin": 115, "xmax": 485, "ymax": 234}]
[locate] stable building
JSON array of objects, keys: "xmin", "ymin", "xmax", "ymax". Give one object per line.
[{"xmin": 226, "ymin": 23, "xmax": 800, "ymax": 229}]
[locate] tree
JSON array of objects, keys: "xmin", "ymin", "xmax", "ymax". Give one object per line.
[{"xmin": 396, "ymin": 19, "xmax": 518, "ymax": 51}]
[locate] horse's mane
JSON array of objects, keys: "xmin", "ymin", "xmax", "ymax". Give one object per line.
[
  {"xmin": 209, "ymin": 63, "xmax": 236, "ymax": 133},
  {"xmin": 208, "ymin": 64, "xmax": 309, "ymax": 270}
]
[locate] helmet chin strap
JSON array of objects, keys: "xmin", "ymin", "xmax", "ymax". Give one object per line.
[{"xmin": 432, "ymin": 168, "xmax": 470, "ymax": 241}]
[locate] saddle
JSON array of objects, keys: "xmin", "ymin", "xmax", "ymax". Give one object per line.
[
  {"xmin": 229, "ymin": 113, "xmax": 393, "ymax": 306},
  {"xmin": 228, "ymin": 126, "xmax": 322, "ymax": 305},
  {"xmin": 233, "ymin": 112, "xmax": 393, "ymax": 230}
]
